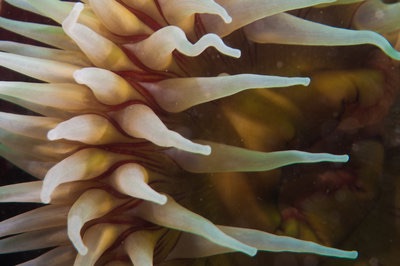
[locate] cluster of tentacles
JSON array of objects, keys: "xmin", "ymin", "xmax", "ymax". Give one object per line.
[{"xmin": 0, "ymin": 0, "xmax": 399, "ymax": 265}]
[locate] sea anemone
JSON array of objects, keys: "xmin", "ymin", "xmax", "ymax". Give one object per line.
[{"xmin": 0, "ymin": 0, "xmax": 399, "ymax": 265}]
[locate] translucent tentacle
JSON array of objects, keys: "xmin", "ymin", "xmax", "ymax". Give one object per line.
[
  {"xmin": 0, "ymin": 227, "xmax": 68, "ymax": 254},
  {"xmin": 158, "ymin": 0, "xmax": 231, "ymax": 34},
  {"xmin": 74, "ymin": 223, "xmax": 126, "ymax": 266},
  {"xmin": 110, "ymin": 163, "xmax": 168, "ymax": 205},
  {"xmin": 113, "ymin": 104, "xmax": 212, "ymax": 155},
  {"xmin": 0, "ymin": 129, "xmax": 76, "ymax": 161},
  {"xmin": 47, "ymin": 114, "xmax": 132, "ymax": 145},
  {"xmin": 244, "ymin": 13, "xmax": 400, "ymax": 61},
  {"xmin": 62, "ymin": 3, "xmax": 137, "ymax": 71},
  {"xmin": 167, "ymin": 225, "xmax": 358, "ymax": 259},
  {"xmin": 0, "ymin": 82, "xmax": 104, "ymax": 112},
  {"xmin": 124, "ymin": 25, "xmax": 240, "ymax": 70},
  {"xmin": 166, "ymin": 141, "xmax": 349, "ymax": 173},
  {"xmin": 0, "ymin": 112, "xmax": 60, "ymax": 140},
  {"xmin": 67, "ymin": 189, "xmax": 121, "ymax": 255},
  {"xmin": 0, "ymin": 53, "xmax": 79, "ymax": 83},
  {"xmin": 0, "ymin": 181, "xmax": 42, "ymax": 203},
  {"xmin": 19, "ymin": 0, "xmax": 75, "ymax": 24},
  {"xmin": 0, "ymin": 205, "xmax": 68, "ymax": 238},
  {"xmin": 0, "ymin": 144, "xmax": 55, "ymax": 178},
  {"xmin": 23, "ymin": 0, "xmax": 115, "ymax": 40},
  {"xmin": 124, "ymin": 230, "xmax": 161, "ymax": 266},
  {"xmin": 0, "ymin": 41, "xmax": 91, "ymax": 66},
  {"xmin": 4, "ymin": 0, "xmax": 39, "ymax": 14},
  {"xmin": 10, "ymin": 0, "xmax": 74, "ymax": 24},
  {"xmin": 202, "ymin": 0, "xmax": 336, "ymax": 37},
  {"xmin": 17, "ymin": 245, "xmax": 76, "ymax": 266},
  {"xmin": 316, "ymin": 0, "xmax": 365, "ymax": 8},
  {"xmin": 142, "ymin": 74, "xmax": 310, "ymax": 112},
  {"xmin": 120, "ymin": 0, "xmax": 163, "ymax": 25},
  {"xmin": 133, "ymin": 195, "xmax": 257, "ymax": 257},
  {"xmin": 0, "ymin": 16, "xmax": 77, "ymax": 50},
  {"xmin": 73, "ymin": 67, "xmax": 145, "ymax": 105},
  {"xmin": 41, "ymin": 148, "xmax": 129, "ymax": 203},
  {"xmin": 88, "ymin": 0, "xmax": 152, "ymax": 36}
]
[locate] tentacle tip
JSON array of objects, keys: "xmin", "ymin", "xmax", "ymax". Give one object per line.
[
  {"xmin": 47, "ymin": 129, "xmax": 59, "ymax": 141},
  {"xmin": 337, "ymin": 250, "xmax": 358, "ymax": 259},
  {"xmin": 340, "ymin": 154, "xmax": 350, "ymax": 162},
  {"xmin": 73, "ymin": 69, "xmax": 84, "ymax": 83},
  {"xmin": 68, "ymin": 216, "xmax": 88, "ymax": 255},
  {"xmin": 325, "ymin": 153, "xmax": 350, "ymax": 163},
  {"xmin": 232, "ymin": 49, "xmax": 241, "ymax": 58},
  {"xmin": 79, "ymin": 246, "xmax": 88, "ymax": 256},
  {"xmin": 73, "ymin": 2, "xmax": 84, "ymax": 12},
  {"xmin": 40, "ymin": 192, "xmax": 51, "ymax": 204},
  {"xmin": 303, "ymin": 77, "xmax": 311, "ymax": 86},
  {"xmin": 73, "ymin": 242, "xmax": 88, "ymax": 256},
  {"xmin": 40, "ymin": 180, "xmax": 54, "ymax": 204},
  {"xmin": 246, "ymin": 247, "xmax": 257, "ymax": 257},
  {"xmin": 223, "ymin": 15, "xmax": 232, "ymax": 24},
  {"xmin": 348, "ymin": 250, "xmax": 358, "ymax": 259},
  {"xmin": 200, "ymin": 145, "xmax": 212, "ymax": 156},
  {"xmin": 62, "ymin": 1, "xmax": 84, "ymax": 31},
  {"xmin": 156, "ymin": 194, "xmax": 168, "ymax": 205}
]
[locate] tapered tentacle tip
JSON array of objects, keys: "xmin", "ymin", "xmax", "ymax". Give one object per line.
[
  {"xmin": 73, "ymin": 69, "xmax": 84, "ymax": 82},
  {"xmin": 72, "ymin": 2, "xmax": 84, "ymax": 12},
  {"xmin": 231, "ymin": 48, "xmax": 241, "ymax": 58},
  {"xmin": 328, "ymin": 249, "xmax": 358, "ymax": 259},
  {"xmin": 198, "ymin": 144, "xmax": 212, "ymax": 156},
  {"xmin": 183, "ymin": 142, "xmax": 212, "ymax": 156},
  {"xmin": 246, "ymin": 247, "xmax": 258, "ymax": 257},
  {"xmin": 155, "ymin": 194, "xmax": 168, "ymax": 205},
  {"xmin": 312, "ymin": 152, "xmax": 350, "ymax": 163},
  {"xmin": 223, "ymin": 15, "xmax": 232, "ymax": 24},
  {"xmin": 46, "ymin": 129, "xmax": 59, "ymax": 141},
  {"xmin": 335, "ymin": 154, "xmax": 350, "ymax": 163},
  {"xmin": 179, "ymin": 142, "xmax": 212, "ymax": 156},
  {"xmin": 40, "ymin": 189, "xmax": 51, "ymax": 204},
  {"xmin": 110, "ymin": 163, "xmax": 169, "ymax": 205},
  {"xmin": 40, "ymin": 173, "xmax": 59, "ymax": 204},
  {"xmin": 302, "ymin": 77, "xmax": 311, "ymax": 86},
  {"xmin": 68, "ymin": 215, "xmax": 88, "ymax": 255},
  {"xmin": 347, "ymin": 250, "xmax": 358, "ymax": 259}
]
